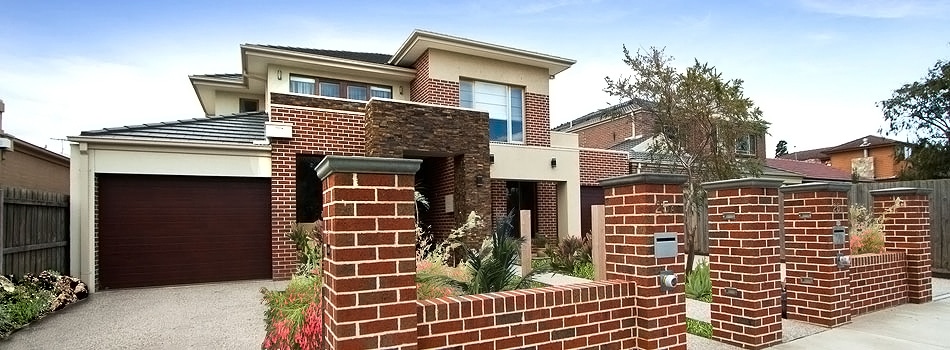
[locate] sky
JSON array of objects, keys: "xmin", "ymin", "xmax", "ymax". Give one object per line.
[{"xmin": 0, "ymin": 0, "xmax": 948, "ymax": 156}]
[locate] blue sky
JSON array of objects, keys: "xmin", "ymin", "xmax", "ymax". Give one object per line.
[{"xmin": 1, "ymin": 0, "xmax": 948, "ymax": 156}]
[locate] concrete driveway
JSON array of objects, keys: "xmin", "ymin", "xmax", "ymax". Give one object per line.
[{"xmin": 1, "ymin": 279, "xmax": 286, "ymax": 350}]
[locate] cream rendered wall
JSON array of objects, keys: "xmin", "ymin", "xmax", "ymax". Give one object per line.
[
  {"xmin": 489, "ymin": 143, "xmax": 581, "ymax": 239},
  {"xmin": 426, "ymin": 49, "xmax": 550, "ymax": 95},
  {"xmin": 551, "ymin": 131, "xmax": 579, "ymax": 148},
  {"xmin": 214, "ymin": 91, "xmax": 266, "ymax": 116},
  {"xmin": 265, "ymin": 65, "xmax": 411, "ymax": 112},
  {"xmin": 69, "ymin": 141, "xmax": 270, "ymax": 292}
]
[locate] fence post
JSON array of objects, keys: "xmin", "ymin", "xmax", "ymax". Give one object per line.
[
  {"xmin": 705, "ymin": 178, "xmax": 784, "ymax": 349},
  {"xmin": 782, "ymin": 182, "xmax": 852, "ymax": 327},
  {"xmin": 316, "ymin": 156, "xmax": 421, "ymax": 350},
  {"xmin": 591, "ymin": 205, "xmax": 606, "ymax": 281},
  {"xmin": 520, "ymin": 209, "xmax": 532, "ymax": 276},
  {"xmin": 600, "ymin": 173, "xmax": 688, "ymax": 350},
  {"xmin": 870, "ymin": 187, "xmax": 933, "ymax": 304}
]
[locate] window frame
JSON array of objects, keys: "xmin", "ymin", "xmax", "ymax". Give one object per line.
[
  {"xmin": 288, "ymin": 74, "xmax": 392, "ymax": 101},
  {"xmin": 459, "ymin": 79, "xmax": 525, "ymax": 144},
  {"xmin": 735, "ymin": 134, "xmax": 756, "ymax": 156},
  {"xmin": 239, "ymin": 98, "xmax": 259, "ymax": 113}
]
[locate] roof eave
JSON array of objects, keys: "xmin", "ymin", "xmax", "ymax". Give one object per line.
[
  {"xmin": 68, "ymin": 135, "xmax": 271, "ymax": 151},
  {"xmin": 241, "ymin": 44, "xmax": 417, "ymax": 79},
  {"xmin": 390, "ymin": 30, "xmax": 575, "ymax": 76}
]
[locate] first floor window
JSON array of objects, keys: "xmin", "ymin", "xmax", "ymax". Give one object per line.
[
  {"xmin": 289, "ymin": 74, "xmax": 391, "ymax": 101},
  {"xmin": 239, "ymin": 98, "xmax": 259, "ymax": 113},
  {"xmin": 736, "ymin": 134, "xmax": 756, "ymax": 155},
  {"xmin": 460, "ymin": 80, "xmax": 524, "ymax": 143}
]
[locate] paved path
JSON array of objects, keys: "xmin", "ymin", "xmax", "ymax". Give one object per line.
[{"xmin": 0, "ymin": 279, "xmax": 285, "ymax": 350}]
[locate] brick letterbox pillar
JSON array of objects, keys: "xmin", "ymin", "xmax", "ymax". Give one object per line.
[
  {"xmin": 782, "ymin": 182, "xmax": 852, "ymax": 327},
  {"xmin": 316, "ymin": 156, "xmax": 422, "ymax": 349},
  {"xmin": 870, "ymin": 187, "xmax": 933, "ymax": 304},
  {"xmin": 599, "ymin": 173, "xmax": 688, "ymax": 350},
  {"xmin": 704, "ymin": 178, "xmax": 784, "ymax": 349}
]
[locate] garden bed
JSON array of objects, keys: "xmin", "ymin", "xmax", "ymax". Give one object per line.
[{"xmin": 1, "ymin": 271, "xmax": 88, "ymax": 339}]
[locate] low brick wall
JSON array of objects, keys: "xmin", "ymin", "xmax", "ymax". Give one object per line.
[
  {"xmin": 417, "ymin": 281, "xmax": 637, "ymax": 349},
  {"xmin": 849, "ymin": 252, "xmax": 908, "ymax": 316}
]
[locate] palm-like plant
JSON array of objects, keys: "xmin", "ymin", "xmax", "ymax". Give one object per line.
[{"xmin": 453, "ymin": 210, "xmax": 545, "ymax": 294}]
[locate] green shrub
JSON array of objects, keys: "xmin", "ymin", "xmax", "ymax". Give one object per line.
[
  {"xmin": 416, "ymin": 259, "xmax": 467, "ymax": 299},
  {"xmin": 686, "ymin": 318, "xmax": 712, "ymax": 338},
  {"xmin": 571, "ymin": 261, "xmax": 595, "ymax": 280},
  {"xmin": 450, "ymin": 210, "xmax": 546, "ymax": 294},
  {"xmin": 261, "ymin": 274, "xmax": 322, "ymax": 350},
  {"xmin": 849, "ymin": 204, "xmax": 886, "ymax": 255},
  {"xmin": 545, "ymin": 236, "xmax": 591, "ymax": 274},
  {"xmin": 686, "ymin": 261, "xmax": 712, "ymax": 302},
  {"xmin": 286, "ymin": 223, "xmax": 322, "ymax": 276}
]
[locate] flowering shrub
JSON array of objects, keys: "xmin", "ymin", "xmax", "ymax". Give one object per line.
[
  {"xmin": 261, "ymin": 274, "xmax": 322, "ymax": 350},
  {"xmin": 416, "ymin": 259, "xmax": 467, "ymax": 299},
  {"xmin": 848, "ymin": 203, "xmax": 896, "ymax": 255}
]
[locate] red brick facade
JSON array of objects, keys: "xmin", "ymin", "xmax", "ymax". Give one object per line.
[
  {"xmin": 524, "ymin": 92, "xmax": 550, "ymax": 147},
  {"xmin": 269, "ymin": 95, "xmax": 367, "ymax": 279},
  {"xmin": 579, "ymin": 149, "xmax": 628, "ymax": 186},
  {"xmin": 706, "ymin": 178, "xmax": 784, "ymax": 350},
  {"xmin": 782, "ymin": 183, "xmax": 852, "ymax": 327},
  {"xmin": 536, "ymin": 182, "xmax": 558, "ymax": 242},
  {"xmin": 410, "ymin": 51, "xmax": 459, "ymax": 106},
  {"xmin": 601, "ymin": 173, "xmax": 688, "ymax": 350}
]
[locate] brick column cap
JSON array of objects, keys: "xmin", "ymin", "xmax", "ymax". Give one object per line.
[
  {"xmin": 315, "ymin": 155, "xmax": 422, "ymax": 180},
  {"xmin": 869, "ymin": 187, "xmax": 932, "ymax": 197},
  {"xmin": 599, "ymin": 173, "xmax": 688, "ymax": 188},
  {"xmin": 702, "ymin": 177, "xmax": 784, "ymax": 191},
  {"xmin": 780, "ymin": 181, "xmax": 852, "ymax": 194}
]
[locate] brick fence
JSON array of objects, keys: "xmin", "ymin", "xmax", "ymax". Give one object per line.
[{"xmin": 317, "ymin": 161, "xmax": 689, "ymax": 349}]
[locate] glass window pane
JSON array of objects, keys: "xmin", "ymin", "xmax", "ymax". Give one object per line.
[
  {"xmin": 320, "ymin": 81, "xmax": 340, "ymax": 97},
  {"xmin": 459, "ymin": 81, "xmax": 473, "ymax": 108},
  {"xmin": 489, "ymin": 119, "xmax": 509, "ymax": 142},
  {"xmin": 290, "ymin": 76, "xmax": 316, "ymax": 95},
  {"xmin": 370, "ymin": 86, "xmax": 392, "ymax": 99},
  {"xmin": 347, "ymin": 85, "xmax": 368, "ymax": 100},
  {"xmin": 510, "ymin": 119, "xmax": 523, "ymax": 142}
]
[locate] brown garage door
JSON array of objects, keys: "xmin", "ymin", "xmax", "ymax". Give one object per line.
[
  {"xmin": 580, "ymin": 186, "xmax": 605, "ymax": 237},
  {"xmin": 97, "ymin": 174, "xmax": 271, "ymax": 289}
]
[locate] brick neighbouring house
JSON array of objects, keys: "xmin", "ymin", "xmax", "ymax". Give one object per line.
[{"xmin": 68, "ymin": 30, "xmax": 627, "ymax": 291}]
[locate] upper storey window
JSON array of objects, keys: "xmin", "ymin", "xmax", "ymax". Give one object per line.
[
  {"xmin": 460, "ymin": 80, "xmax": 524, "ymax": 143},
  {"xmin": 289, "ymin": 74, "xmax": 392, "ymax": 100}
]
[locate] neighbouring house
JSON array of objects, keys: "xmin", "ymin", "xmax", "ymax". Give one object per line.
[
  {"xmin": 68, "ymin": 30, "xmax": 627, "ymax": 291},
  {"xmin": 765, "ymin": 158, "xmax": 853, "ymax": 182},
  {"xmin": 779, "ymin": 135, "xmax": 909, "ymax": 181},
  {"xmin": 0, "ymin": 99, "xmax": 70, "ymax": 194}
]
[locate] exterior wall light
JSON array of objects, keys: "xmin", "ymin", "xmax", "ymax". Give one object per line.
[
  {"xmin": 550, "ymin": 157, "xmax": 557, "ymax": 168},
  {"xmin": 489, "ymin": 154, "xmax": 494, "ymax": 164},
  {"xmin": 277, "ymin": 69, "xmax": 282, "ymax": 80}
]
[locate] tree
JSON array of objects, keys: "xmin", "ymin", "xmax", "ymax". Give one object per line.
[
  {"xmin": 880, "ymin": 59, "xmax": 950, "ymax": 179},
  {"xmin": 775, "ymin": 140, "xmax": 788, "ymax": 157},
  {"xmin": 605, "ymin": 47, "xmax": 767, "ymax": 274}
]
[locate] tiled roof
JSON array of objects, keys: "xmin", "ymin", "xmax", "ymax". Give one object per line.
[
  {"xmin": 249, "ymin": 45, "xmax": 393, "ymax": 65},
  {"xmin": 552, "ymin": 99, "xmax": 653, "ymax": 132},
  {"xmin": 826, "ymin": 135, "xmax": 903, "ymax": 153},
  {"xmin": 765, "ymin": 158, "xmax": 852, "ymax": 181},
  {"xmin": 79, "ymin": 112, "xmax": 267, "ymax": 145},
  {"xmin": 778, "ymin": 147, "xmax": 831, "ymax": 162},
  {"xmin": 608, "ymin": 135, "xmax": 653, "ymax": 153},
  {"xmin": 190, "ymin": 73, "xmax": 243, "ymax": 81}
]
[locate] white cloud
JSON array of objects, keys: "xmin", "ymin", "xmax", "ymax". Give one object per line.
[{"xmin": 798, "ymin": 0, "xmax": 950, "ymax": 18}]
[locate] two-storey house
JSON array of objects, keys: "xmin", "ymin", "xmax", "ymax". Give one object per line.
[{"xmin": 69, "ymin": 30, "xmax": 625, "ymax": 291}]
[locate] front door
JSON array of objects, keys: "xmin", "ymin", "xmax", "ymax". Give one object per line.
[{"xmin": 506, "ymin": 181, "xmax": 538, "ymax": 238}]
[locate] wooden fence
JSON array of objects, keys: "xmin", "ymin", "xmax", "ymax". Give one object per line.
[
  {"xmin": 1, "ymin": 187, "xmax": 69, "ymax": 276},
  {"xmin": 849, "ymin": 179, "xmax": 950, "ymax": 275}
]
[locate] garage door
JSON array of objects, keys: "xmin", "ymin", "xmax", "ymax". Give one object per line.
[
  {"xmin": 580, "ymin": 186, "xmax": 605, "ymax": 236},
  {"xmin": 97, "ymin": 174, "xmax": 271, "ymax": 289}
]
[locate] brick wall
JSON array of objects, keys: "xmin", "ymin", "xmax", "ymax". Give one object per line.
[
  {"xmin": 536, "ymin": 182, "xmax": 558, "ymax": 242},
  {"xmin": 601, "ymin": 173, "xmax": 688, "ymax": 350},
  {"xmin": 575, "ymin": 117, "xmax": 633, "ymax": 149},
  {"xmin": 0, "ymin": 139, "xmax": 69, "ymax": 194},
  {"xmin": 269, "ymin": 93, "xmax": 367, "ymax": 279},
  {"xmin": 417, "ymin": 157, "xmax": 456, "ymax": 242},
  {"xmin": 871, "ymin": 188, "xmax": 932, "ymax": 303},
  {"xmin": 579, "ymin": 149, "xmax": 629, "ymax": 186},
  {"xmin": 410, "ymin": 50, "xmax": 460, "ymax": 106},
  {"xmin": 417, "ymin": 281, "xmax": 638, "ymax": 349},
  {"xmin": 849, "ymin": 252, "xmax": 908, "ymax": 316},
  {"xmin": 524, "ymin": 92, "xmax": 550, "ymax": 147},
  {"xmin": 490, "ymin": 180, "xmax": 508, "ymax": 228},
  {"xmin": 781, "ymin": 183, "xmax": 851, "ymax": 327},
  {"xmin": 318, "ymin": 157, "xmax": 420, "ymax": 349},
  {"xmin": 706, "ymin": 178, "xmax": 783, "ymax": 350}
]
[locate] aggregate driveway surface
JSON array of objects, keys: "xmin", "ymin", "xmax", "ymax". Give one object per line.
[{"xmin": 1, "ymin": 279, "xmax": 286, "ymax": 350}]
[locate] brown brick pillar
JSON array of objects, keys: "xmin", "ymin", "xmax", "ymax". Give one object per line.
[
  {"xmin": 600, "ymin": 173, "xmax": 688, "ymax": 350},
  {"xmin": 782, "ymin": 182, "xmax": 852, "ymax": 327},
  {"xmin": 316, "ymin": 156, "xmax": 421, "ymax": 349},
  {"xmin": 705, "ymin": 178, "xmax": 783, "ymax": 349},
  {"xmin": 870, "ymin": 187, "xmax": 933, "ymax": 304}
]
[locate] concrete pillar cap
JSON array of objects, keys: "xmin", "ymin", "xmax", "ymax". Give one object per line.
[
  {"xmin": 701, "ymin": 177, "xmax": 784, "ymax": 191},
  {"xmin": 315, "ymin": 155, "xmax": 422, "ymax": 180},
  {"xmin": 599, "ymin": 173, "xmax": 688, "ymax": 188},
  {"xmin": 780, "ymin": 182, "xmax": 852, "ymax": 193},
  {"xmin": 869, "ymin": 187, "xmax": 933, "ymax": 197}
]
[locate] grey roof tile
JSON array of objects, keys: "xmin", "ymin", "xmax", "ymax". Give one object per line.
[
  {"xmin": 80, "ymin": 113, "xmax": 267, "ymax": 145},
  {"xmin": 552, "ymin": 98, "xmax": 653, "ymax": 132}
]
